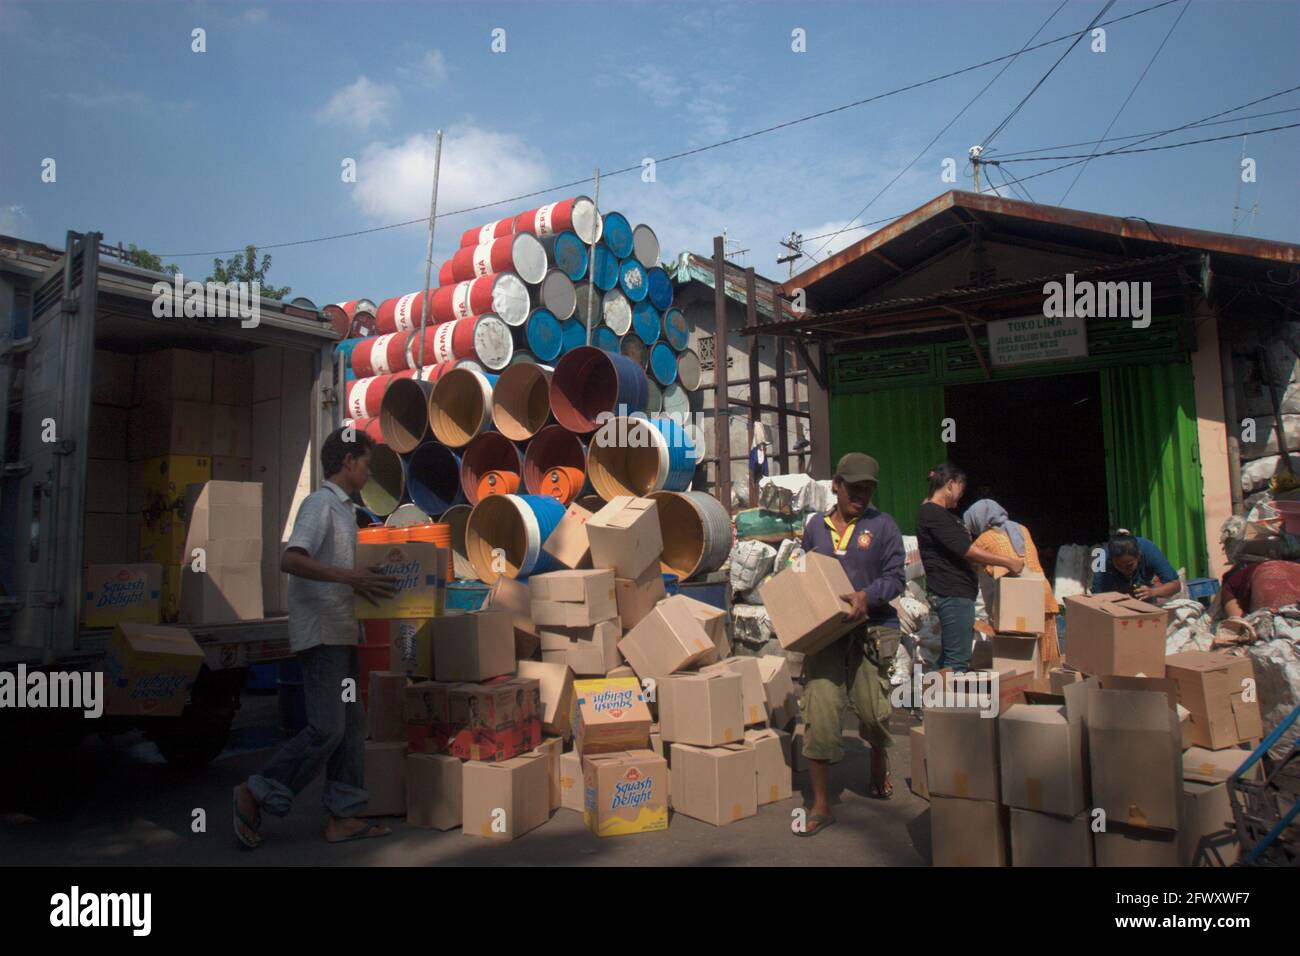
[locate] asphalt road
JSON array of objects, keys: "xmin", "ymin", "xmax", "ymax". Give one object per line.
[{"xmin": 1, "ymin": 694, "xmax": 933, "ymax": 867}]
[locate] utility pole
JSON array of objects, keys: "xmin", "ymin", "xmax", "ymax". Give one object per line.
[
  {"xmin": 776, "ymin": 232, "xmax": 803, "ymax": 278},
  {"xmin": 969, "ymin": 145, "xmax": 984, "ymax": 193}
]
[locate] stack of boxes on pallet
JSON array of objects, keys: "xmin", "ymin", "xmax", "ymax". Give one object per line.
[
  {"xmin": 360, "ymin": 493, "xmax": 797, "ymax": 841},
  {"xmin": 910, "ymin": 583, "xmax": 1263, "ymax": 867}
]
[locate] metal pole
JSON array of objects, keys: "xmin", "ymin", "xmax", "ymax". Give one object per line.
[
  {"xmin": 745, "ymin": 267, "xmax": 759, "ymax": 507},
  {"xmin": 712, "ymin": 236, "xmax": 731, "ymax": 511},
  {"xmin": 415, "ymin": 129, "xmax": 444, "ymax": 379},
  {"xmin": 584, "ymin": 168, "xmax": 601, "ymax": 346}
]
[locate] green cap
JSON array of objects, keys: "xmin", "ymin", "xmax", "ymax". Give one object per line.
[{"xmin": 835, "ymin": 452, "xmax": 879, "ymax": 485}]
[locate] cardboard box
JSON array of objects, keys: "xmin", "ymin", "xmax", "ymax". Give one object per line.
[
  {"xmin": 669, "ymin": 742, "xmax": 758, "ymax": 826},
  {"xmin": 1095, "ymin": 823, "xmax": 1183, "ymax": 867},
  {"xmin": 367, "ymin": 671, "xmax": 407, "ymax": 742},
  {"xmin": 86, "ymin": 460, "xmax": 130, "ymax": 513},
  {"xmin": 539, "ymin": 619, "xmax": 622, "ymax": 676},
  {"xmin": 516, "ymin": 660, "xmax": 576, "ymax": 740},
  {"xmin": 582, "ymin": 749, "xmax": 669, "ymax": 837},
  {"xmin": 135, "ymin": 348, "xmax": 212, "ymax": 403},
  {"xmin": 1183, "ymin": 781, "xmax": 1240, "ymax": 867},
  {"xmin": 586, "ymin": 496, "xmax": 663, "ymax": 579},
  {"xmin": 534, "ymin": 737, "xmax": 563, "ymax": 812},
  {"xmin": 1164, "ymin": 650, "xmax": 1262, "ymax": 750},
  {"xmin": 924, "ymin": 706, "xmax": 999, "ymax": 802},
  {"xmin": 462, "ymin": 751, "xmax": 551, "ymax": 840},
  {"xmin": 606, "ymin": 665, "xmax": 636, "ymax": 679},
  {"xmin": 910, "ymin": 725, "xmax": 929, "ymax": 800},
  {"xmin": 1182, "ymin": 745, "xmax": 1256, "ymax": 784},
  {"xmin": 615, "ymin": 563, "xmax": 667, "ymax": 631},
  {"xmin": 998, "ymin": 680, "xmax": 1091, "ymax": 817},
  {"xmin": 92, "ymin": 350, "xmax": 136, "ymax": 407},
  {"xmin": 930, "ymin": 796, "xmax": 1008, "ymax": 867},
  {"xmin": 1088, "ymin": 685, "xmax": 1183, "ymax": 831},
  {"xmin": 559, "ymin": 751, "xmax": 584, "ymax": 811},
  {"xmin": 433, "ymin": 609, "xmax": 515, "ymax": 683},
  {"xmin": 618, "ymin": 595, "xmax": 718, "ymax": 681},
  {"xmin": 405, "ymin": 677, "xmax": 540, "ymax": 762},
  {"xmin": 1009, "ymin": 808, "xmax": 1094, "ymax": 867},
  {"xmin": 211, "ymin": 352, "xmax": 253, "ymax": 405},
  {"xmin": 531, "ymin": 595, "xmax": 618, "ymax": 628},
  {"xmin": 658, "ymin": 671, "xmax": 745, "ymax": 746},
  {"xmin": 136, "ymin": 457, "xmax": 213, "ymax": 560},
  {"xmin": 88, "ymin": 404, "xmax": 129, "ymax": 460},
  {"xmin": 384, "ymin": 619, "xmax": 435, "ymax": 678},
  {"xmin": 179, "ymin": 561, "xmax": 263, "ymax": 624},
  {"xmin": 1049, "ymin": 666, "xmax": 1084, "ymax": 694},
  {"xmin": 991, "ymin": 573, "xmax": 1046, "ymax": 635},
  {"xmin": 102, "ymin": 622, "xmax": 205, "ymax": 717},
  {"xmin": 1062, "ymin": 592, "xmax": 1168, "ymax": 677},
  {"xmin": 542, "ymin": 502, "xmax": 595, "ymax": 570},
  {"xmin": 354, "ymin": 539, "xmax": 449, "ymax": 620},
  {"xmin": 572, "ymin": 677, "xmax": 653, "ymax": 757},
  {"xmin": 701, "ymin": 657, "xmax": 766, "ymax": 727},
  {"xmin": 741, "ymin": 728, "xmax": 792, "ymax": 805},
  {"xmin": 685, "ymin": 599, "xmax": 729, "ymax": 659},
  {"xmin": 209, "ymin": 404, "xmax": 252, "ymax": 459},
  {"xmin": 759, "ymin": 551, "xmax": 857, "ymax": 655},
  {"xmin": 487, "ymin": 576, "xmax": 540, "ymax": 660},
  {"xmin": 83, "ymin": 564, "xmax": 163, "ymax": 628},
  {"xmin": 361, "ymin": 741, "xmax": 407, "ymax": 816},
  {"xmin": 529, "ymin": 569, "xmax": 615, "ymax": 605},
  {"xmin": 84, "ymin": 514, "xmax": 133, "ymax": 566},
  {"xmin": 992, "ymin": 633, "xmax": 1042, "ymax": 679},
  {"xmin": 130, "ymin": 401, "xmax": 213, "ymax": 460},
  {"xmin": 406, "ymin": 753, "xmax": 463, "ymax": 829},
  {"xmin": 210, "ymin": 457, "xmax": 252, "ymax": 482},
  {"xmin": 756, "ymin": 654, "xmax": 798, "ymax": 730}
]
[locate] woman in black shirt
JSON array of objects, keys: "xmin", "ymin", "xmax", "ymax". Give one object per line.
[{"xmin": 915, "ymin": 463, "xmax": 1024, "ymax": 671}]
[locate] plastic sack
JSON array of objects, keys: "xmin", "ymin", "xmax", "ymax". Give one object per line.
[{"xmin": 729, "ymin": 539, "xmax": 777, "ymax": 595}]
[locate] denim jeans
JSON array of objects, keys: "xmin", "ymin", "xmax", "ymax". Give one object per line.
[
  {"xmin": 928, "ymin": 593, "xmax": 976, "ymax": 673},
  {"xmin": 248, "ymin": 644, "xmax": 368, "ymax": 818}
]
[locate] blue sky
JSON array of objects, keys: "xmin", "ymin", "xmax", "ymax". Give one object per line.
[{"xmin": 2, "ymin": 0, "xmax": 1297, "ymax": 306}]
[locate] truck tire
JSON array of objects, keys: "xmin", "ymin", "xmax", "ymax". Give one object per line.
[{"xmin": 149, "ymin": 665, "xmax": 244, "ymax": 771}]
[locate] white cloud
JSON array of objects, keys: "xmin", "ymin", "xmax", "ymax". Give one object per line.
[
  {"xmin": 397, "ymin": 49, "xmax": 450, "ymax": 86},
  {"xmin": 0, "ymin": 205, "xmax": 30, "ymax": 237},
  {"xmin": 351, "ymin": 126, "xmax": 550, "ymax": 225},
  {"xmin": 316, "ymin": 76, "xmax": 400, "ymax": 132},
  {"xmin": 795, "ymin": 219, "xmax": 872, "ymax": 261}
]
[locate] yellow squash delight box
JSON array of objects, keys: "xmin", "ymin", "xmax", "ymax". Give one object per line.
[
  {"xmin": 83, "ymin": 564, "xmax": 163, "ymax": 628},
  {"xmin": 582, "ymin": 749, "xmax": 669, "ymax": 838},
  {"xmin": 354, "ymin": 540, "xmax": 449, "ymax": 620}
]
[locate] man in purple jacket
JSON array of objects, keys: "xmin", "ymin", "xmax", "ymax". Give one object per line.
[{"xmin": 794, "ymin": 453, "xmax": 905, "ymax": 837}]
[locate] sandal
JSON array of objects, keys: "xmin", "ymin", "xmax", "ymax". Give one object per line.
[
  {"xmin": 232, "ymin": 786, "xmax": 261, "ymax": 849},
  {"xmin": 794, "ymin": 811, "xmax": 837, "ymax": 837},
  {"xmin": 326, "ymin": 819, "xmax": 392, "ymax": 844},
  {"xmin": 870, "ymin": 752, "xmax": 894, "ymax": 800}
]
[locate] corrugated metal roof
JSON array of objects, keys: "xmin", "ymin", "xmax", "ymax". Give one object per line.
[{"xmin": 666, "ymin": 251, "xmax": 786, "ymax": 322}]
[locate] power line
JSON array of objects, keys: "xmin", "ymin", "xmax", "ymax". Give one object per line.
[
  {"xmin": 155, "ymin": 0, "xmax": 1183, "ymax": 258},
  {"xmin": 996, "ymin": 122, "xmax": 1300, "ymax": 162},
  {"xmin": 1058, "ymin": 0, "xmax": 1192, "ymax": 204}
]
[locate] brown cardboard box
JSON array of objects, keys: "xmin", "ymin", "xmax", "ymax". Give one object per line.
[
  {"xmin": 998, "ymin": 679, "xmax": 1091, "ymax": 817},
  {"xmin": 909, "ymin": 725, "xmax": 929, "ymax": 800},
  {"xmin": 533, "ymin": 737, "xmax": 564, "ymax": 812},
  {"xmin": 135, "ymin": 348, "xmax": 212, "ymax": 403},
  {"xmin": 84, "ymin": 514, "xmax": 133, "ymax": 566},
  {"xmin": 686, "ymin": 599, "xmax": 729, "ymax": 659},
  {"xmin": 1049, "ymin": 666, "xmax": 1085, "ymax": 694},
  {"xmin": 405, "ymin": 677, "xmax": 538, "ymax": 762},
  {"xmin": 1088, "ymin": 685, "xmax": 1184, "ymax": 831},
  {"xmin": 102, "ymin": 622, "xmax": 204, "ymax": 717},
  {"xmin": 129, "ymin": 401, "xmax": 213, "ymax": 460},
  {"xmin": 433, "ymin": 609, "xmax": 515, "ymax": 682},
  {"xmin": 614, "ymin": 563, "xmax": 667, "ymax": 630},
  {"xmin": 89, "ymin": 404, "xmax": 130, "ymax": 460},
  {"xmin": 83, "ymin": 564, "xmax": 163, "ymax": 627},
  {"xmin": 1009, "ymin": 808, "xmax": 1094, "ymax": 867},
  {"xmin": 1164, "ymin": 651, "xmax": 1262, "ymax": 750},
  {"xmin": 539, "ymin": 619, "xmax": 622, "ymax": 676},
  {"xmin": 542, "ymin": 502, "xmax": 595, "ymax": 569},
  {"xmin": 756, "ymin": 654, "xmax": 798, "ymax": 730},
  {"xmin": 924, "ymin": 706, "xmax": 999, "ymax": 802},
  {"xmin": 658, "ymin": 671, "xmax": 745, "ymax": 746},
  {"xmin": 1095, "ymin": 823, "xmax": 1183, "ymax": 867},
  {"xmin": 385, "ymin": 619, "xmax": 435, "ymax": 678},
  {"xmin": 361, "ymin": 741, "xmax": 407, "ymax": 816},
  {"xmin": 650, "ymin": 728, "xmax": 664, "ymax": 760},
  {"xmin": 531, "ymin": 595, "xmax": 618, "ymax": 628},
  {"xmin": 559, "ymin": 751, "xmax": 584, "ymax": 811},
  {"xmin": 606, "ymin": 665, "xmax": 636, "ymax": 679},
  {"xmin": 182, "ymin": 480, "xmax": 262, "ymax": 548},
  {"xmin": 701, "ymin": 657, "xmax": 766, "ymax": 727},
  {"xmin": 367, "ymin": 671, "xmax": 407, "ymax": 742},
  {"xmin": 930, "ymin": 796, "xmax": 1008, "ymax": 867},
  {"xmin": 354, "ymin": 539, "xmax": 449, "ymax": 620},
  {"xmin": 1182, "ymin": 745, "xmax": 1257, "ymax": 784},
  {"xmin": 180, "ymin": 562, "xmax": 263, "ymax": 624},
  {"xmin": 759, "ymin": 551, "xmax": 857, "ymax": 655},
  {"xmin": 487, "ymin": 576, "xmax": 540, "ymax": 660},
  {"xmin": 582, "ymin": 749, "xmax": 669, "ymax": 837},
  {"xmin": 462, "ymin": 751, "xmax": 551, "ymax": 840},
  {"xmin": 210, "ymin": 457, "xmax": 252, "ymax": 482},
  {"xmin": 1063, "ymin": 592, "xmax": 1168, "ymax": 678},
  {"xmin": 212, "ymin": 352, "xmax": 253, "ymax": 405},
  {"xmin": 92, "ymin": 350, "xmax": 136, "ymax": 407},
  {"xmin": 86, "ymin": 460, "xmax": 130, "ymax": 513},
  {"xmin": 530, "ymin": 569, "xmax": 615, "ymax": 605},
  {"xmin": 572, "ymin": 677, "xmax": 653, "ymax": 757},
  {"xmin": 669, "ymin": 742, "xmax": 758, "ymax": 826},
  {"xmin": 991, "ymin": 573, "xmax": 1047, "ymax": 635},
  {"xmin": 992, "ymin": 633, "xmax": 1042, "ymax": 678},
  {"xmin": 618, "ymin": 594, "xmax": 718, "ymax": 681},
  {"xmin": 741, "ymin": 728, "xmax": 792, "ymax": 805},
  {"xmin": 516, "ymin": 660, "xmax": 576, "ymax": 739},
  {"xmin": 406, "ymin": 753, "xmax": 462, "ymax": 830},
  {"xmin": 1183, "ymin": 781, "xmax": 1241, "ymax": 867},
  {"xmin": 586, "ymin": 496, "xmax": 663, "ymax": 579},
  {"xmin": 177, "ymin": 480, "xmax": 263, "ymax": 624},
  {"xmin": 210, "ymin": 404, "xmax": 252, "ymax": 458}
]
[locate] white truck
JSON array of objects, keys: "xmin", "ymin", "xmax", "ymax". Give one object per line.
[{"xmin": 0, "ymin": 230, "xmax": 343, "ymax": 767}]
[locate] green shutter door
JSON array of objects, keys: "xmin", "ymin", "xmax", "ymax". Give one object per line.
[
  {"xmin": 830, "ymin": 385, "xmax": 946, "ymax": 534},
  {"xmin": 1100, "ymin": 361, "xmax": 1208, "ymax": 578}
]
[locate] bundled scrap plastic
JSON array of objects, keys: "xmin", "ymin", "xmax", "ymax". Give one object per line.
[
  {"xmin": 757, "ymin": 474, "xmax": 833, "ymax": 516},
  {"xmin": 729, "ymin": 539, "xmax": 777, "ymax": 596},
  {"xmin": 1164, "ymin": 598, "xmax": 1216, "ymax": 655},
  {"xmin": 1238, "ymin": 605, "xmax": 1300, "ymax": 761},
  {"xmin": 1221, "ymin": 509, "xmax": 1300, "ymax": 565}
]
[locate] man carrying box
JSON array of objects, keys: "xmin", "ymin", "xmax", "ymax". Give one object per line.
[
  {"xmin": 796, "ymin": 453, "xmax": 906, "ymax": 835},
  {"xmin": 234, "ymin": 428, "xmax": 397, "ymax": 848}
]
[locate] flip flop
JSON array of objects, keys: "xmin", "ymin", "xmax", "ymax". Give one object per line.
[
  {"xmin": 870, "ymin": 752, "xmax": 894, "ymax": 800},
  {"xmin": 232, "ymin": 788, "xmax": 261, "ymax": 849},
  {"xmin": 794, "ymin": 812, "xmax": 837, "ymax": 837},
  {"xmin": 326, "ymin": 819, "xmax": 392, "ymax": 844}
]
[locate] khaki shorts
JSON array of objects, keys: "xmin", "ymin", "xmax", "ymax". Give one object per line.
[{"xmin": 798, "ymin": 625, "xmax": 898, "ymax": 762}]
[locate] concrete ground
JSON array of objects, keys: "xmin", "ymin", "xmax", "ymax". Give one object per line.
[{"xmin": 0, "ymin": 694, "xmax": 933, "ymax": 866}]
